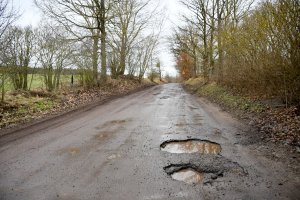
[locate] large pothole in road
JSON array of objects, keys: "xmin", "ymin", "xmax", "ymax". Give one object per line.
[
  {"xmin": 160, "ymin": 139, "xmax": 221, "ymax": 154},
  {"xmin": 171, "ymin": 168, "xmax": 204, "ymax": 184},
  {"xmin": 164, "ymin": 164, "xmax": 224, "ymax": 185}
]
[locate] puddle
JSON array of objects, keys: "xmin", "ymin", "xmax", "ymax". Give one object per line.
[
  {"xmin": 175, "ymin": 123, "xmax": 186, "ymax": 127},
  {"xmin": 66, "ymin": 147, "xmax": 80, "ymax": 155},
  {"xmin": 164, "ymin": 164, "xmax": 226, "ymax": 185},
  {"xmin": 108, "ymin": 120, "xmax": 128, "ymax": 124},
  {"xmin": 94, "ymin": 131, "xmax": 113, "ymax": 141},
  {"xmin": 96, "ymin": 119, "xmax": 130, "ymax": 129},
  {"xmin": 175, "ymin": 122, "xmax": 202, "ymax": 127},
  {"xmin": 171, "ymin": 168, "xmax": 204, "ymax": 184},
  {"xmin": 160, "ymin": 139, "xmax": 221, "ymax": 154},
  {"xmin": 189, "ymin": 106, "xmax": 198, "ymax": 110},
  {"xmin": 107, "ymin": 154, "xmax": 121, "ymax": 160}
]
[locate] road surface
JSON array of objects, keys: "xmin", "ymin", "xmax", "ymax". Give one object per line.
[{"xmin": 0, "ymin": 84, "xmax": 299, "ymax": 200}]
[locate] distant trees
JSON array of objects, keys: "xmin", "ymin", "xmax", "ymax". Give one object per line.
[
  {"xmin": 0, "ymin": 0, "xmax": 163, "ymax": 101},
  {"xmin": 172, "ymin": 0, "xmax": 300, "ymax": 103},
  {"xmin": 35, "ymin": 0, "xmax": 161, "ymax": 84},
  {"xmin": 0, "ymin": 0, "xmax": 18, "ymax": 38},
  {"xmin": 36, "ymin": 25, "xmax": 73, "ymax": 91},
  {"xmin": 4, "ymin": 26, "xmax": 34, "ymax": 90},
  {"xmin": 136, "ymin": 33, "xmax": 160, "ymax": 81},
  {"xmin": 0, "ymin": 0, "xmax": 19, "ymax": 101},
  {"xmin": 35, "ymin": 0, "xmax": 116, "ymax": 84}
]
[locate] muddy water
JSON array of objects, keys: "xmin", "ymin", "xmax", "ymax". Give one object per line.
[
  {"xmin": 161, "ymin": 140, "xmax": 221, "ymax": 154},
  {"xmin": 171, "ymin": 168, "xmax": 204, "ymax": 184}
]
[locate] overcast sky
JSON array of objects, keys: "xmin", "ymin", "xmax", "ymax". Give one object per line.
[{"xmin": 13, "ymin": 0, "xmax": 182, "ymax": 76}]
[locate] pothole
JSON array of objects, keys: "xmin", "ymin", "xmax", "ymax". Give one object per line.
[
  {"xmin": 164, "ymin": 164, "xmax": 225, "ymax": 185},
  {"xmin": 160, "ymin": 139, "xmax": 221, "ymax": 154},
  {"xmin": 171, "ymin": 168, "xmax": 204, "ymax": 184}
]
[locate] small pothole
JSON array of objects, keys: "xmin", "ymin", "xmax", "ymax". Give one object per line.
[
  {"xmin": 160, "ymin": 139, "xmax": 221, "ymax": 154},
  {"xmin": 171, "ymin": 168, "xmax": 204, "ymax": 184},
  {"xmin": 160, "ymin": 96, "xmax": 170, "ymax": 99}
]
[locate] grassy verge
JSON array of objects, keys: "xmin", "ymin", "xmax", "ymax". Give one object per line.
[
  {"xmin": 197, "ymin": 83, "xmax": 266, "ymax": 113},
  {"xmin": 184, "ymin": 78, "xmax": 300, "ymax": 147},
  {"xmin": 185, "ymin": 78, "xmax": 266, "ymax": 113}
]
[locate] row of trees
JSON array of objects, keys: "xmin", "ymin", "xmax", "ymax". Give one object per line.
[
  {"xmin": 0, "ymin": 0, "xmax": 163, "ymax": 101},
  {"xmin": 36, "ymin": 0, "xmax": 162, "ymax": 84},
  {"xmin": 172, "ymin": 0, "xmax": 300, "ymax": 103}
]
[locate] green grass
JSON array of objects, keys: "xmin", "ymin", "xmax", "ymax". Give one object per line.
[
  {"xmin": 3, "ymin": 74, "xmax": 80, "ymax": 91},
  {"xmin": 196, "ymin": 83, "xmax": 266, "ymax": 113}
]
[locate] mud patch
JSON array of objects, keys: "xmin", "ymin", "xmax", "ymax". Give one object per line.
[
  {"xmin": 60, "ymin": 147, "xmax": 80, "ymax": 156},
  {"xmin": 107, "ymin": 120, "xmax": 128, "ymax": 125},
  {"xmin": 160, "ymin": 139, "xmax": 221, "ymax": 154},
  {"xmin": 175, "ymin": 122, "xmax": 202, "ymax": 127},
  {"xmin": 96, "ymin": 119, "xmax": 131, "ymax": 129},
  {"xmin": 94, "ymin": 131, "xmax": 114, "ymax": 141}
]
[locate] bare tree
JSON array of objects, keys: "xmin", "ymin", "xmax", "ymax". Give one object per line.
[
  {"xmin": 0, "ymin": 0, "xmax": 19, "ymax": 101},
  {"xmin": 180, "ymin": 0, "xmax": 211, "ymax": 80},
  {"xmin": 35, "ymin": 0, "xmax": 114, "ymax": 84},
  {"xmin": 171, "ymin": 24, "xmax": 199, "ymax": 77},
  {"xmin": 3, "ymin": 26, "xmax": 34, "ymax": 90},
  {"xmin": 0, "ymin": 0, "xmax": 19, "ymax": 38},
  {"xmin": 136, "ymin": 34, "xmax": 159, "ymax": 81},
  {"xmin": 36, "ymin": 24, "xmax": 73, "ymax": 91},
  {"xmin": 108, "ymin": 0, "xmax": 153, "ymax": 78}
]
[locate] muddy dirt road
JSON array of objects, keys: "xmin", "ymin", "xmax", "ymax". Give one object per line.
[{"xmin": 0, "ymin": 84, "xmax": 299, "ymax": 200}]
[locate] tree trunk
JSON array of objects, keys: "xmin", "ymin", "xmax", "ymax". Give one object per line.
[
  {"xmin": 1, "ymin": 73, "xmax": 5, "ymax": 102},
  {"xmin": 119, "ymin": 44, "xmax": 126, "ymax": 76},
  {"xmin": 217, "ymin": 0, "xmax": 224, "ymax": 83},
  {"xmin": 100, "ymin": 0, "xmax": 107, "ymax": 83},
  {"xmin": 92, "ymin": 34, "xmax": 99, "ymax": 85}
]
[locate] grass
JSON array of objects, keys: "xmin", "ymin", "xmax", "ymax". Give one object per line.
[
  {"xmin": 1, "ymin": 94, "xmax": 59, "ymax": 128},
  {"xmin": 185, "ymin": 79, "xmax": 266, "ymax": 113},
  {"xmin": 4, "ymin": 74, "xmax": 80, "ymax": 91}
]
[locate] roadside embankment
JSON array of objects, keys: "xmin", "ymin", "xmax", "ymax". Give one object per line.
[
  {"xmin": 0, "ymin": 77, "xmax": 154, "ymax": 132},
  {"xmin": 184, "ymin": 77, "xmax": 300, "ymax": 149}
]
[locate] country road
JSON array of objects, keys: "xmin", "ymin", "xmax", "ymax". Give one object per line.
[{"xmin": 0, "ymin": 84, "xmax": 299, "ymax": 200}]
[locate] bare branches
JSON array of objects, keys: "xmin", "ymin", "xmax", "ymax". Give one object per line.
[{"xmin": 0, "ymin": 0, "xmax": 19, "ymax": 38}]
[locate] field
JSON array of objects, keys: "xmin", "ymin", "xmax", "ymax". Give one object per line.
[{"xmin": 4, "ymin": 74, "xmax": 80, "ymax": 92}]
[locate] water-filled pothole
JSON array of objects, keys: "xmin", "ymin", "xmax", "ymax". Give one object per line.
[
  {"xmin": 160, "ymin": 139, "xmax": 221, "ymax": 154},
  {"xmin": 164, "ymin": 164, "xmax": 225, "ymax": 185},
  {"xmin": 171, "ymin": 168, "xmax": 204, "ymax": 184}
]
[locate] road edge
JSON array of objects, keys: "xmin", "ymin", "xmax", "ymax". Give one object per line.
[{"xmin": 0, "ymin": 84, "xmax": 155, "ymax": 145}]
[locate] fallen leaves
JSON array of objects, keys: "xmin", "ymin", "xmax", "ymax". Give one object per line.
[{"xmin": 255, "ymin": 106, "xmax": 300, "ymax": 146}]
